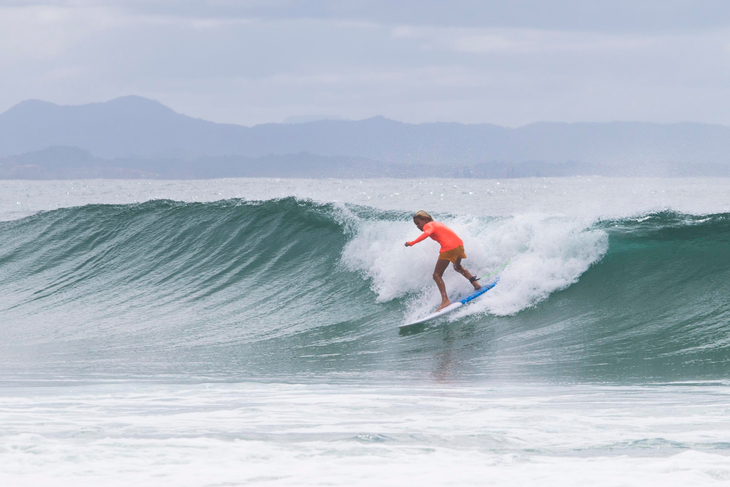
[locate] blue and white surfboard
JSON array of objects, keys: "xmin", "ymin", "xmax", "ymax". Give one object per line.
[{"xmin": 399, "ymin": 278, "xmax": 499, "ymax": 328}]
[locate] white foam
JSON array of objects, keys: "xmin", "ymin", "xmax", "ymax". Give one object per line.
[
  {"xmin": 341, "ymin": 213, "xmax": 608, "ymax": 319},
  {"xmin": 1, "ymin": 382, "xmax": 729, "ymax": 487}
]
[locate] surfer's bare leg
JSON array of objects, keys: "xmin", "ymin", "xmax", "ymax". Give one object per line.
[
  {"xmin": 454, "ymin": 257, "xmax": 481, "ymax": 290},
  {"xmin": 433, "ymin": 259, "xmax": 451, "ymax": 311}
]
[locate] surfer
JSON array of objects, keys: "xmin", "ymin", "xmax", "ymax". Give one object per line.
[{"xmin": 405, "ymin": 210, "xmax": 481, "ymax": 311}]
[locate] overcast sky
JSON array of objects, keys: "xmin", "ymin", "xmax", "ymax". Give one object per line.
[{"xmin": 2, "ymin": 0, "xmax": 730, "ymax": 126}]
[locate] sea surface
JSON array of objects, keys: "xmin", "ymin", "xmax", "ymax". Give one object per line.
[{"xmin": 1, "ymin": 177, "xmax": 729, "ymax": 486}]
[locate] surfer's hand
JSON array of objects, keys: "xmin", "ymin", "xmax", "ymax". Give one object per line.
[{"xmin": 404, "ymin": 242, "xmax": 411, "ymax": 247}]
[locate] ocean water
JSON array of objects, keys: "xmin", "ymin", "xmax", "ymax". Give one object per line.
[{"xmin": 1, "ymin": 177, "xmax": 730, "ymax": 485}]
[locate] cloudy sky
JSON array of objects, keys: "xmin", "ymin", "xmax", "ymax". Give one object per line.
[{"xmin": 2, "ymin": 0, "xmax": 730, "ymax": 126}]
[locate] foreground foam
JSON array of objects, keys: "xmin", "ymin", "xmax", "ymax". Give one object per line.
[{"xmin": 1, "ymin": 381, "xmax": 729, "ymax": 487}]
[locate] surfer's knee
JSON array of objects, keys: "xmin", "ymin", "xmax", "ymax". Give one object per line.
[{"xmin": 453, "ymin": 262, "xmax": 463, "ymax": 272}]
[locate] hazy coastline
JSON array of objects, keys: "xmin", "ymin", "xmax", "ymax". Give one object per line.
[{"xmin": 2, "ymin": 97, "xmax": 730, "ymax": 180}]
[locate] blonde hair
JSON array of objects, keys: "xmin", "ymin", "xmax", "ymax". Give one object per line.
[{"xmin": 413, "ymin": 210, "xmax": 433, "ymax": 222}]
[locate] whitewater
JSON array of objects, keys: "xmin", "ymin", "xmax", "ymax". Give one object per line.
[{"xmin": 1, "ymin": 177, "xmax": 730, "ymax": 486}]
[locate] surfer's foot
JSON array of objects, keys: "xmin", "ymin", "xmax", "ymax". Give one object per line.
[
  {"xmin": 436, "ymin": 300, "xmax": 451, "ymax": 311},
  {"xmin": 472, "ymin": 282, "xmax": 482, "ymax": 290}
]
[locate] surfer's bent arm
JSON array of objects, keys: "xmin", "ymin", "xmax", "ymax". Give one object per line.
[{"xmin": 405, "ymin": 227, "xmax": 433, "ymax": 247}]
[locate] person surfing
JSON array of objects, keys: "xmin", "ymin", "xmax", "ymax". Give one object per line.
[{"xmin": 405, "ymin": 210, "xmax": 481, "ymax": 311}]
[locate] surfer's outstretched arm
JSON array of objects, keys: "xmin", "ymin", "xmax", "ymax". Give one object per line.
[{"xmin": 405, "ymin": 226, "xmax": 434, "ymax": 247}]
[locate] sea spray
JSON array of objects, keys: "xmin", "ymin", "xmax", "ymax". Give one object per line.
[{"xmin": 341, "ymin": 212, "xmax": 608, "ymax": 317}]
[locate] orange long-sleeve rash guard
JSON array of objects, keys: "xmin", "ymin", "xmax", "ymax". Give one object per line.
[{"xmin": 408, "ymin": 221, "xmax": 464, "ymax": 252}]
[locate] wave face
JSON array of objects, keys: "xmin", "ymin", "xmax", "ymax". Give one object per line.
[{"xmin": 1, "ymin": 199, "xmax": 729, "ymax": 382}]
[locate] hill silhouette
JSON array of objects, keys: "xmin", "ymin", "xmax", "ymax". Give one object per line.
[{"xmin": 1, "ymin": 96, "xmax": 730, "ymax": 178}]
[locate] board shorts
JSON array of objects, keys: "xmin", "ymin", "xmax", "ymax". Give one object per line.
[{"xmin": 438, "ymin": 245, "xmax": 466, "ymax": 263}]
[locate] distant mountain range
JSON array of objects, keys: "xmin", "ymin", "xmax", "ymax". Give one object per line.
[{"xmin": 1, "ymin": 96, "xmax": 730, "ymax": 179}]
